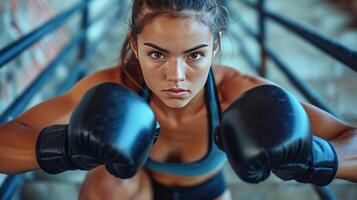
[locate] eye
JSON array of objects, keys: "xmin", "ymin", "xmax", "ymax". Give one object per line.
[
  {"xmin": 188, "ymin": 52, "xmax": 204, "ymax": 61},
  {"xmin": 149, "ymin": 51, "xmax": 165, "ymax": 60}
]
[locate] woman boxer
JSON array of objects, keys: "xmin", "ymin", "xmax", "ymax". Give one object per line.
[{"xmin": 0, "ymin": 0, "xmax": 356, "ymax": 199}]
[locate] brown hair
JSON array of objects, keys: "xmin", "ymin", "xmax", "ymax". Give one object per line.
[{"xmin": 119, "ymin": 0, "xmax": 229, "ymax": 92}]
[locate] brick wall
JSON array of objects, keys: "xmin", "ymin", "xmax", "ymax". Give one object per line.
[
  {"xmin": 0, "ymin": 0, "xmax": 70, "ymax": 116},
  {"xmin": 328, "ymin": 0, "xmax": 357, "ymax": 27}
]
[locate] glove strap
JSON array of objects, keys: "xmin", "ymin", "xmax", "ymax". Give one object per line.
[
  {"xmin": 297, "ymin": 136, "xmax": 339, "ymax": 186},
  {"xmin": 36, "ymin": 125, "xmax": 76, "ymax": 174}
]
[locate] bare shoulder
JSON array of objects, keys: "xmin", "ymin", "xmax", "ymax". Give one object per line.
[
  {"xmin": 14, "ymin": 65, "xmax": 122, "ymax": 127},
  {"xmin": 213, "ymin": 65, "xmax": 273, "ymax": 105},
  {"xmin": 214, "ymin": 65, "xmax": 353, "ymax": 139},
  {"xmin": 66, "ymin": 65, "xmax": 122, "ymax": 101}
]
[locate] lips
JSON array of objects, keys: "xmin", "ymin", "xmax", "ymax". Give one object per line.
[
  {"xmin": 163, "ymin": 88, "xmax": 189, "ymax": 99},
  {"xmin": 164, "ymin": 88, "xmax": 188, "ymax": 93}
]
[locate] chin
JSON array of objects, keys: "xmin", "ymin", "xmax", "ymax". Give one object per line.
[{"xmin": 162, "ymin": 99, "xmax": 191, "ymax": 108}]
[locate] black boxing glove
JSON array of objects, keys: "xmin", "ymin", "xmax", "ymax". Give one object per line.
[
  {"xmin": 215, "ymin": 85, "xmax": 338, "ymax": 185},
  {"xmin": 36, "ymin": 82, "xmax": 160, "ymax": 178},
  {"xmin": 272, "ymin": 135, "xmax": 338, "ymax": 186}
]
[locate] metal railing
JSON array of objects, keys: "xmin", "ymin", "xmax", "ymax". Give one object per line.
[
  {"xmin": 1, "ymin": 0, "xmax": 356, "ymax": 199},
  {"xmin": 0, "ymin": 0, "xmax": 126, "ymax": 199},
  {"xmin": 231, "ymin": 0, "xmax": 357, "ymax": 199}
]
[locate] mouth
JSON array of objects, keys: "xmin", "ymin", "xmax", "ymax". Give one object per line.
[
  {"xmin": 164, "ymin": 88, "xmax": 188, "ymax": 93},
  {"xmin": 162, "ymin": 88, "xmax": 190, "ymax": 99}
]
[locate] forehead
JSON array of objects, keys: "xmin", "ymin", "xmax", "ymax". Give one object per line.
[{"xmin": 138, "ymin": 16, "xmax": 214, "ymax": 47}]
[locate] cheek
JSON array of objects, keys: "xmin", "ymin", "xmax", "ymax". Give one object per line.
[
  {"xmin": 140, "ymin": 66, "xmax": 163, "ymax": 90},
  {"xmin": 139, "ymin": 56, "xmax": 161, "ymax": 79},
  {"xmin": 139, "ymin": 56, "xmax": 163, "ymax": 70},
  {"xmin": 187, "ymin": 66, "xmax": 210, "ymax": 89},
  {"xmin": 141, "ymin": 67, "xmax": 154, "ymax": 83}
]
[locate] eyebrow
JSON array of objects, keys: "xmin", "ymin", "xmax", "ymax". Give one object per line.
[{"xmin": 143, "ymin": 43, "xmax": 208, "ymax": 54}]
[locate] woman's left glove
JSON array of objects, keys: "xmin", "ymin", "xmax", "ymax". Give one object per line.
[
  {"xmin": 272, "ymin": 135, "xmax": 338, "ymax": 186},
  {"xmin": 215, "ymin": 84, "xmax": 338, "ymax": 186}
]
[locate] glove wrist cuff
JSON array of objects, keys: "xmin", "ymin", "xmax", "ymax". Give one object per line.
[
  {"xmin": 36, "ymin": 125, "xmax": 76, "ymax": 174},
  {"xmin": 301, "ymin": 136, "xmax": 339, "ymax": 186}
]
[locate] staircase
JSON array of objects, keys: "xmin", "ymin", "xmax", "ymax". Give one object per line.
[{"xmin": 1, "ymin": 0, "xmax": 356, "ymax": 199}]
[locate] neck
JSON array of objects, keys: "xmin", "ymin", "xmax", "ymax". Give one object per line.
[{"xmin": 152, "ymin": 87, "xmax": 206, "ymax": 124}]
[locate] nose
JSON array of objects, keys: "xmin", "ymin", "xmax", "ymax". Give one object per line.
[{"xmin": 166, "ymin": 58, "xmax": 185, "ymax": 82}]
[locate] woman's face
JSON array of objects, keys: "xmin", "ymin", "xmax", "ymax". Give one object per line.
[{"xmin": 132, "ymin": 16, "xmax": 218, "ymax": 108}]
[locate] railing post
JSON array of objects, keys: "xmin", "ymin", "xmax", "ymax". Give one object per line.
[
  {"xmin": 258, "ymin": 0, "xmax": 267, "ymax": 77},
  {"xmin": 79, "ymin": 0, "xmax": 89, "ymax": 60}
]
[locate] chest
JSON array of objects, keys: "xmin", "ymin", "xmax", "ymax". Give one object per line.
[{"xmin": 149, "ymin": 110, "xmax": 211, "ymax": 163}]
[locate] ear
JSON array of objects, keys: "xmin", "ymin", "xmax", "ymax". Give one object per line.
[
  {"xmin": 213, "ymin": 31, "xmax": 221, "ymax": 57},
  {"xmin": 129, "ymin": 33, "xmax": 139, "ymax": 58},
  {"xmin": 213, "ymin": 40, "xmax": 220, "ymax": 57},
  {"xmin": 213, "ymin": 41, "xmax": 219, "ymax": 56}
]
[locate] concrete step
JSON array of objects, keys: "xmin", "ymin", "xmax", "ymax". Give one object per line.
[
  {"xmin": 19, "ymin": 180, "xmax": 81, "ymax": 200},
  {"xmin": 14, "ymin": 170, "xmax": 86, "ymax": 200},
  {"xmin": 223, "ymin": 163, "xmax": 357, "ymax": 200},
  {"xmin": 13, "ymin": 164, "xmax": 357, "ymax": 200}
]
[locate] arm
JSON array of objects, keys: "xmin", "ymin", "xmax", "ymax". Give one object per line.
[
  {"xmin": 0, "ymin": 67, "xmax": 119, "ymax": 174},
  {"xmin": 302, "ymin": 103, "xmax": 357, "ymax": 182},
  {"xmin": 332, "ymin": 128, "xmax": 357, "ymax": 181},
  {"xmin": 0, "ymin": 95, "xmax": 75, "ymax": 174},
  {"xmin": 218, "ymin": 66, "xmax": 357, "ymax": 182}
]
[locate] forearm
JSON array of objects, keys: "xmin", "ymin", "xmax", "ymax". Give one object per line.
[
  {"xmin": 0, "ymin": 121, "xmax": 39, "ymax": 174},
  {"xmin": 331, "ymin": 128, "xmax": 357, "ymax": 182}
]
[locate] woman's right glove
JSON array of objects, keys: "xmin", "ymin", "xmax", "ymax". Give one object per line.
[{"xmin": 36, "ymin": 82, "xmax": 160, "ymax": 179}]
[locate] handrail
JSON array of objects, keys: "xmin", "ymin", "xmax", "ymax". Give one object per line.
[
  {"xmin": 257, "ymin": 0, "xmax": 267, "ymax": 76},
  {"xmin": 266, "ymin": 48, "xmax": 336, "ymax": 115},
  {"xmin": 314, "ymin": 186, "xmax": 339, "ymax": 200},
  {"xmin": 238, "ymin": 0, "xmax": 357, "ymax": 73},
  {"xmin": 0, "ymin": 6, "xmax": 122, "ymax": 124},
  {"xmin": 231, "ymin": 0, "xmax": 357, "ymax": 199},
  {"xmin": 0, "ymin": 0, "xmax": 125, "ymax": 199},
  {"xmin": 57, "ymin": 8, "xmax": 122, "ymax": 95},
  {"xmin": 233, "ymin": 11, "xmax": 337, "ymax": 116},
  {"xmin": 0, "ymin": 32, "xmax": 85, "ymax": 124},
  {"xmin": 0, "ymin": 1, "xmax": 86, "ymax": 69},
  {"xmin": 0, "ymin": 175, "xmax": 24, "ymax": 200},
  {"xmin": 235, "ymin": 33, "xmax": 259, "ymax": 71}
]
